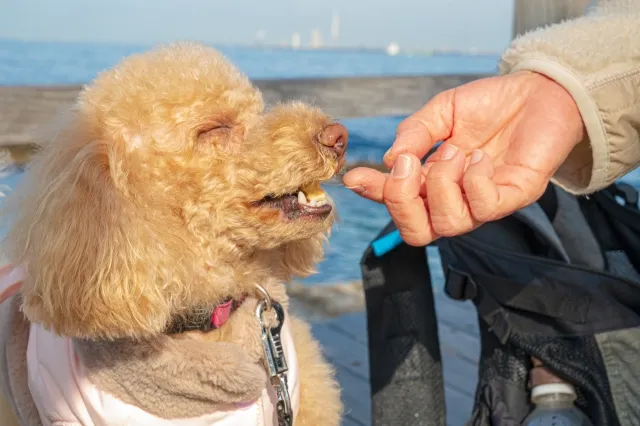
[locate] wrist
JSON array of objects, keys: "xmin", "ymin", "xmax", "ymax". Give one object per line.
[{"xmin": 517, "ymin": 70, "xmax": 586, "ymax": 150}]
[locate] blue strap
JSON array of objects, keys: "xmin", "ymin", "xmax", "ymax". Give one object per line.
[{"xmin": 371, "ymin": 229, "xmax": 404, "ymax": 257}]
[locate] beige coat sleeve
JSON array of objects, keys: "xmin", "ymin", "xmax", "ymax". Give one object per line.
[{"xmin": 499, "ymin": 0, "xmax": 640, "ymax": 195}]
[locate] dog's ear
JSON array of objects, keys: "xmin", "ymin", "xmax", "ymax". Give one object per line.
[{"xmin": 1, "ymin": 115, "xmax": 187, "ymax": 339}]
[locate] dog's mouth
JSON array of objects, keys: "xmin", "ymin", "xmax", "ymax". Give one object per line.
[{"xmin": 256, "ymin": 181, "xmax": 332, "ymax": 219}]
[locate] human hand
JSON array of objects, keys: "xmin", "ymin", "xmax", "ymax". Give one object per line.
[
  {"xmin": 0, "ymin": 264, "xmax": 24, "ymax": 303},
  {"xmin": 343, "ymin": 71, "xmax": 585, "ymax": 246}
]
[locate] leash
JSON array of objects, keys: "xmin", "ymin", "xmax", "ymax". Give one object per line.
[{"xmin": 255, "ymin": 283, "xmax": 293, "ymax": 426}]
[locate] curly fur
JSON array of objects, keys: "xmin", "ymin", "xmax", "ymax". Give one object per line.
[{"xmin": 0, "ymin": 42, "xmax": 343, "ymax": 425}]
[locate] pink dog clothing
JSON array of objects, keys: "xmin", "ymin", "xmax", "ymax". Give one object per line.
[{"xmin": 26, "ymin": 318, "xmax": 300, "ymax": 426}]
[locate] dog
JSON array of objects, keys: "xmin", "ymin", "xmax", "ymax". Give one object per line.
[{"xmin": 0, "ymin": 42, "xmax": 346, "ymax": 425}]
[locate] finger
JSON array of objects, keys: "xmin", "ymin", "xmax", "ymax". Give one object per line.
[
  {"xmin": 419, "ymin": 142, "xmax": 482, "ymax": 198},
  {"xmin": 383, "ymin": 153, "xmax": 435, "ymax": 246},
  {"xmin": 418, "ymin": 144, "xmax": 452, "ymax": 198},
  {"xmin": 384, "ymin": 89, "xmax": 456, "ymax": 169},
  {"xmin": 420, "ymin": 143, "xmax": 462, "ymax": 199},
  {"xmin": 492, "ymin": 164, "xmax": 547, "ymax": 218},
  {"xmin": 419, "ymin": 163, "xmax": 431, "ymax": 199},
  {"xmin": 462, "ymin": 150, "xmax": 499, "ymax": 221},
  {"xmin": 342, "ymin": 167, "xmax": 388, "ymax": 203},
  {"xmin": 464, "ymin": 153, "xmax": 546, "ymax": 222},
  {"xmin": 425, "ymin": 144, "xmax": 480, "ymax": 237},
  {"xmin": 0, "ymin": 265, "xmax": 24, "ymax": 304}
]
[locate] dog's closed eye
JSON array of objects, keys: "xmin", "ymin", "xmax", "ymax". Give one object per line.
[{"xmin": 197, "ymin": 125, "xmax": 232, "ymax": 140}]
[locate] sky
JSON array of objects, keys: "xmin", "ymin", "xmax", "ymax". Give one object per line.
[{"xmin": 0, "ymin": 0, "xmax": 514, "ymax": 52}]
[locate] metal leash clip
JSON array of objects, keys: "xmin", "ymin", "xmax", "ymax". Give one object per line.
[{"xmin": 255, "ymin": 284, "xmax": 293, "ymax": 426}]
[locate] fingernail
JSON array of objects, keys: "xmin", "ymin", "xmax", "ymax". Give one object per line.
[
  {"xmin": 440, "ymin": 144, "xmax": 458, "ymax": 161},
  {"xmin": 392, "ymin": 154, "xmax": 413, "ymax": 179},
  {"xmin": 470, "ymin": 149, "xmax": 484, "ymax": 164},
  {"xmin": 383, "ymin": 148, "xmax": 392, "ymax": 161},
  {"xmin": 346, "ymin": 185, "xmax": 366, "ymax": 195}
]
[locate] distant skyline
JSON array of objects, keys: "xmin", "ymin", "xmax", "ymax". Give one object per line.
[{"xmin": 0, "ymin": 0, "xmax": 514, "ymax": 52}]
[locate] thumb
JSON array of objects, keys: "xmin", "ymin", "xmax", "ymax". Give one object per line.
[{"xmin": 382, "ymin": 153, "xmax": 435, "ymax": 246}]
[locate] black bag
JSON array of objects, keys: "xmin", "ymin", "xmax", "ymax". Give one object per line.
[{"xmin": 361, "ymin": 182, "xmax": 640, "ymax": 426}]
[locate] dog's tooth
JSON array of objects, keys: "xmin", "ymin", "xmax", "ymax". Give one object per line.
[
  {"xmin": 301, "ymin": 181, "xmax": 326, "ymax": 202},
  {"xmin": 298, "ymin": 191, "xmax": 308, "ymax": 205},
  {"xmin": 307, "ymin": 193, "xmax": 327, "ymax": 203}
]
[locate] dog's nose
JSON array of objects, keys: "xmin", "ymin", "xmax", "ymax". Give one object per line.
[{"xmin": 318, "ymin": 123, "xmax": 348, "ymax": 157}]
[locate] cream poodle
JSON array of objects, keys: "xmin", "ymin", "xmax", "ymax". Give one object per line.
[{"xmin": 0, "ymin": 42, "xmax": 346, "ymax": 426}]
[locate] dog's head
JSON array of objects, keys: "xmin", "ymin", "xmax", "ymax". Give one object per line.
[{"xmin": 2, "ymin": 42, "xmax": 348, "ymax": 339}]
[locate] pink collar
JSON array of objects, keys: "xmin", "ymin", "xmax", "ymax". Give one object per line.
[{"xmin": 165, "ymin": 293, "xmax": 248, "ymax": 334}]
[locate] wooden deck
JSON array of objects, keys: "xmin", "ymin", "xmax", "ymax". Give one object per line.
[{"xmin": 304, "ymin": 281, "xmax": 480, "ymax": 426}]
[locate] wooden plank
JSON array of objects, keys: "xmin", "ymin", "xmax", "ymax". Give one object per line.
[
  {"xmin": 441, "ymin": 341, "xmax": 478, "ymax": 398},
  {"xmin": 311, "ymin": 321, "xmax": 371, "ymax": 425},
  {"xmin": 334, "ymin": 363, "xmax": 372, "ymax": 426},
  {"xmin": 434, "ymin": 294, "xmax": 480, "ymax": 339},
  {"xmin": 324, "ymin": 312, "xmax": 368, "ymax": 346},
  {"xmin": 446, "ymin": 386, "xmax": 476, "ymax": 426},
  {"xmin": 312, "ymin": 323, "xmax": 368, "ymax": 380},
  {"xmin": 0, "ymin": 74, "xmax": 488, "ymax": 147},
  {"xmin": 343, "ymin": 415, "xmax": 367, "ymax": 426},
  {"xmin": 439, "ymin": 319, "xmax": 480, "ymax": 367}
]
